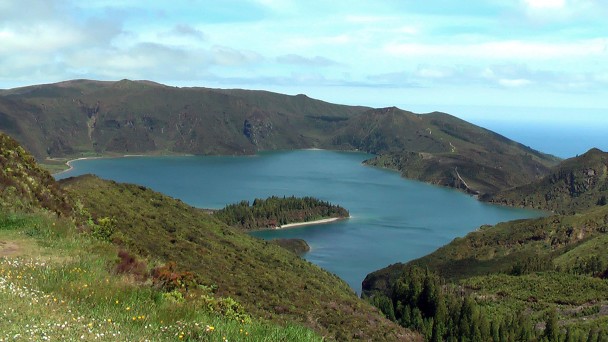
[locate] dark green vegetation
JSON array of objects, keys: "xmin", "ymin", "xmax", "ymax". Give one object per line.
[
  {"xmin": 1, "ymin": 133, "xmax": 418, "ymax": 341},
  {"xmin": 271, "ymin": 238, "xmax": 311, "ymax": 254},
  {"xmin": 484, "ymin": 148, "xmax": 608, "ymax": 214},
  {"xmin": 0, "ymin": 79, "xmax": 558, "ymax": 195},
  {"xmin": 367, "ymin": 266, "xmax": 608, "ymax": 342},
  {"xmin": 214, "ymin": 195, "xmax": 349, "ymax": 230},
  {"xmin": 0, "ymin": 133, "xmax": 73, "ymax": 216},
  {"xmin": 364, "ymin": 150, "xmax": 608, "ymax": 341}
]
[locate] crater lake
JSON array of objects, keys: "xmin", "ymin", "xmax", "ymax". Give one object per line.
[{"xmin": 55, "ymin": 150, "xmax": 544, "ymax": 293}]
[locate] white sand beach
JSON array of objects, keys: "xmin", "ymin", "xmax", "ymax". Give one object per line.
[{"xmin": 277, "ymin": 217, "xmax": 343, "ymax": 229}]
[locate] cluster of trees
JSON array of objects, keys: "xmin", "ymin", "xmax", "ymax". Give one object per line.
[
  {"xmin": 368, "ymin": 266, "xmax": 607, "ymax": 342},
  {"xmin": 509, "ymin": 255, "xmax": 554, "ymax": 276},
  {"xmin": 569, "ymin": 255, "xmax": 606, "ymax": 277},
  {"xmin": 214, "ymin": 196, "xmax": 348, "ymax": 230}
]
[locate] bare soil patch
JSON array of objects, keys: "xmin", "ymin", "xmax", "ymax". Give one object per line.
[{"xmin": 0, "ymin": 240, "xmax": 22, "ymax": 257}]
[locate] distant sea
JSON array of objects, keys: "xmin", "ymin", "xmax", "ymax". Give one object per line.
[
  {"xmin": 477, "ymin": 121, "xmax": 607, "ymax": 159},
  {"xmin": 411, "ymin": 105, "xmax": 608, "ymax": 159}
]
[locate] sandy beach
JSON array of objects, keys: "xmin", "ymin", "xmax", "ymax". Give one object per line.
[
  {"xmin": 277, "ymin": 217, "xmax": 344, "ymax": 229},
  {"xmin": 52, "ymin": 156, "xmax": 103, "ymax": 176}
]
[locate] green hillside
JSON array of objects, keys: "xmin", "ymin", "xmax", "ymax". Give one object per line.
[
  {"xmin": 0, "ymin": 132, "xmax": 418, "ymax": 341},
  {"xmin": 484, "ymin": 148, "xmax": 608, "ymax": 214},
  {"xmin": 347, "ymin": 109, "xmax": 558, "ymax": 194},
  {"xmin": 0, "ymin": 79, "xmax": 367, "ymax": 158},
  {"xmin": 363, "ymin": 151, "xmax": 608, "ymax": 341},
  {"xmin": 0, "ymin": 79, "xmax": 558, "ymax": 195},
  {"xmin": 0, "ymin": 133, "xmax": 73, "ymax": 216}
]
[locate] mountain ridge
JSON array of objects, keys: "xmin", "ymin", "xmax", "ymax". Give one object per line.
[{"xmin": 0, "ymin": 79, "xmax": 559, "ymax": 196}]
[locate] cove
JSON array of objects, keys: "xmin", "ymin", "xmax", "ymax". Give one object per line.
[{"xmin": 55, "ymin": 150, "xmax": 544, "ymax": 293}]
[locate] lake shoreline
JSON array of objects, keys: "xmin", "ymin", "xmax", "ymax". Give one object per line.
[
  {"xmin": 53, "ymin": 156, "xmax": 104, "ymax": 176},
  {"xmin": 52, "ymin": 150, "xmax": 545, "ymax": 293},
  {"xmin": 276, "ymin": 217, "xmax": 346, "ymax": 229},
  {"xmin": 52, "ymin": 153, "xmax": 195, "ymax": 176}
]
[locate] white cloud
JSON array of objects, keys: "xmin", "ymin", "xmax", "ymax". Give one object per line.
[
  {"xmin": 276, "ymin": 54, "xmax": 338, "ymax": 66},
  {"xmin": 164, "ymin": 24, "xmax": 206, "ymax": 40},
  {"xmin": 523, "ymin": 0, "xmax": 566, "ymax": 10},
  {"xmin": 0, "ymin": 25, "xmax": 84, "ymax": 53},
  {"xmin": 384, "ymin": 39, "xmax": 607, "ymax": 61},
  {"xmin": 499, "ymin": 78, "xmax": 532, "ymax": 87},
  {"xmin": 211, "ymin": 46, "xmax": 262, "ymax": 66}
]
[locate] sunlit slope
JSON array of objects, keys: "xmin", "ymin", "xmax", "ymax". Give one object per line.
[{"xmin": 0, "ymin": 133, "xmax": 329, "ymax": 341}]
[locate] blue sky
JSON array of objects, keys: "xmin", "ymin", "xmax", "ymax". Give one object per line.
[{"xmin": 1, "ymin": 0, "xmax": 607, "ymax": 126}]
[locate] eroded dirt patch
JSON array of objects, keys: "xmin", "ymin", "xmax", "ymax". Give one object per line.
[{"xmin": 0, "ymin": 240, "xmax": 22, "ymax": 257}]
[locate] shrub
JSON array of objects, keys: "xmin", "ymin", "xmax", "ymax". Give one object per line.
[
  {"xmin": 114, "ymin": 249, "xmax": 148, "ymax": 281},
  {"xmin": 151, "ymin": 261, "xmax": 197, "ymax": 292}
]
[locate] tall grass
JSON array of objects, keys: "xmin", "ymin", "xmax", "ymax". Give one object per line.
[{"xmin": 0, "ymin": 212, "xmax": 322, "ymax": 341}]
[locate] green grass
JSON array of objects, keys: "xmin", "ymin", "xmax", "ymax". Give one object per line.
[{"xmin": 0, "ymin": 211, "xmax": 322, "ymax": 341}]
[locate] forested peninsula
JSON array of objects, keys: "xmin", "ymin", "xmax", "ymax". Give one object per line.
[{"xmin": 214, "ymin": 196, "xmax": 349, "ymax": 231}]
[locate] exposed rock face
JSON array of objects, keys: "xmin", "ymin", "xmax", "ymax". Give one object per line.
[{"xmin": 243, "ymin": 110, "xmax": 273, "ymax": 145}]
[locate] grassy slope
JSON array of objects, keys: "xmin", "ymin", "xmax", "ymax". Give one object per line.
[
  {"xmin": 0, "ymin": 211, "xmax": 322, "ymax": 341},
  {"xmin": 0, "ymin": 133, "xmax": 73, "ymax": 216},
  {"xmin": 0, "ymin": 80, "xmax": 558, "ymax": 195},
  {"xmin": 60, "ymin": 175, "xmax": 416, "ymax": 341},
  {"xmin": 363, "ymin": 150, "xmax": 608, "ymax": 335},
  {"xmin": 1, "ymin": 132, "xmax": 418, "ymax": 341},
  {"xmin": 0, "ymin": 132, "xmax": 323, "ymax": 341}
]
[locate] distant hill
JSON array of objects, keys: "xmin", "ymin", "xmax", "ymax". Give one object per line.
[
  {"xmin": 0, "ymin": 79, "xmax": 367, "ymax": 158},
  {"xmin": 343, "ymin": 109, "xmax": 559, "ymax": 194},
  {"xmin": 483, "ymin": 148, "xmax": 608, "ymax": 214},
  {"xmin": 0, "ymin": 79, "xmax": 559, "ymax": 194}
]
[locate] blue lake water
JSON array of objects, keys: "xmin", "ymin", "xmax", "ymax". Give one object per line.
[{"xmin": 55, "ymin": 150, "xmax": 544, "ymax": 293}]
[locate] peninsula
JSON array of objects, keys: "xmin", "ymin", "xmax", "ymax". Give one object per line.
[{"xmin": 214, "ymin": 195, "xmax": 349, "ymax": 231}]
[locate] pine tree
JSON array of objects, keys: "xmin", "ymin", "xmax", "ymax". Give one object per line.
[{"xmin": 545, "ymin": 307, "xmax": 559, "ymax": 341}]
